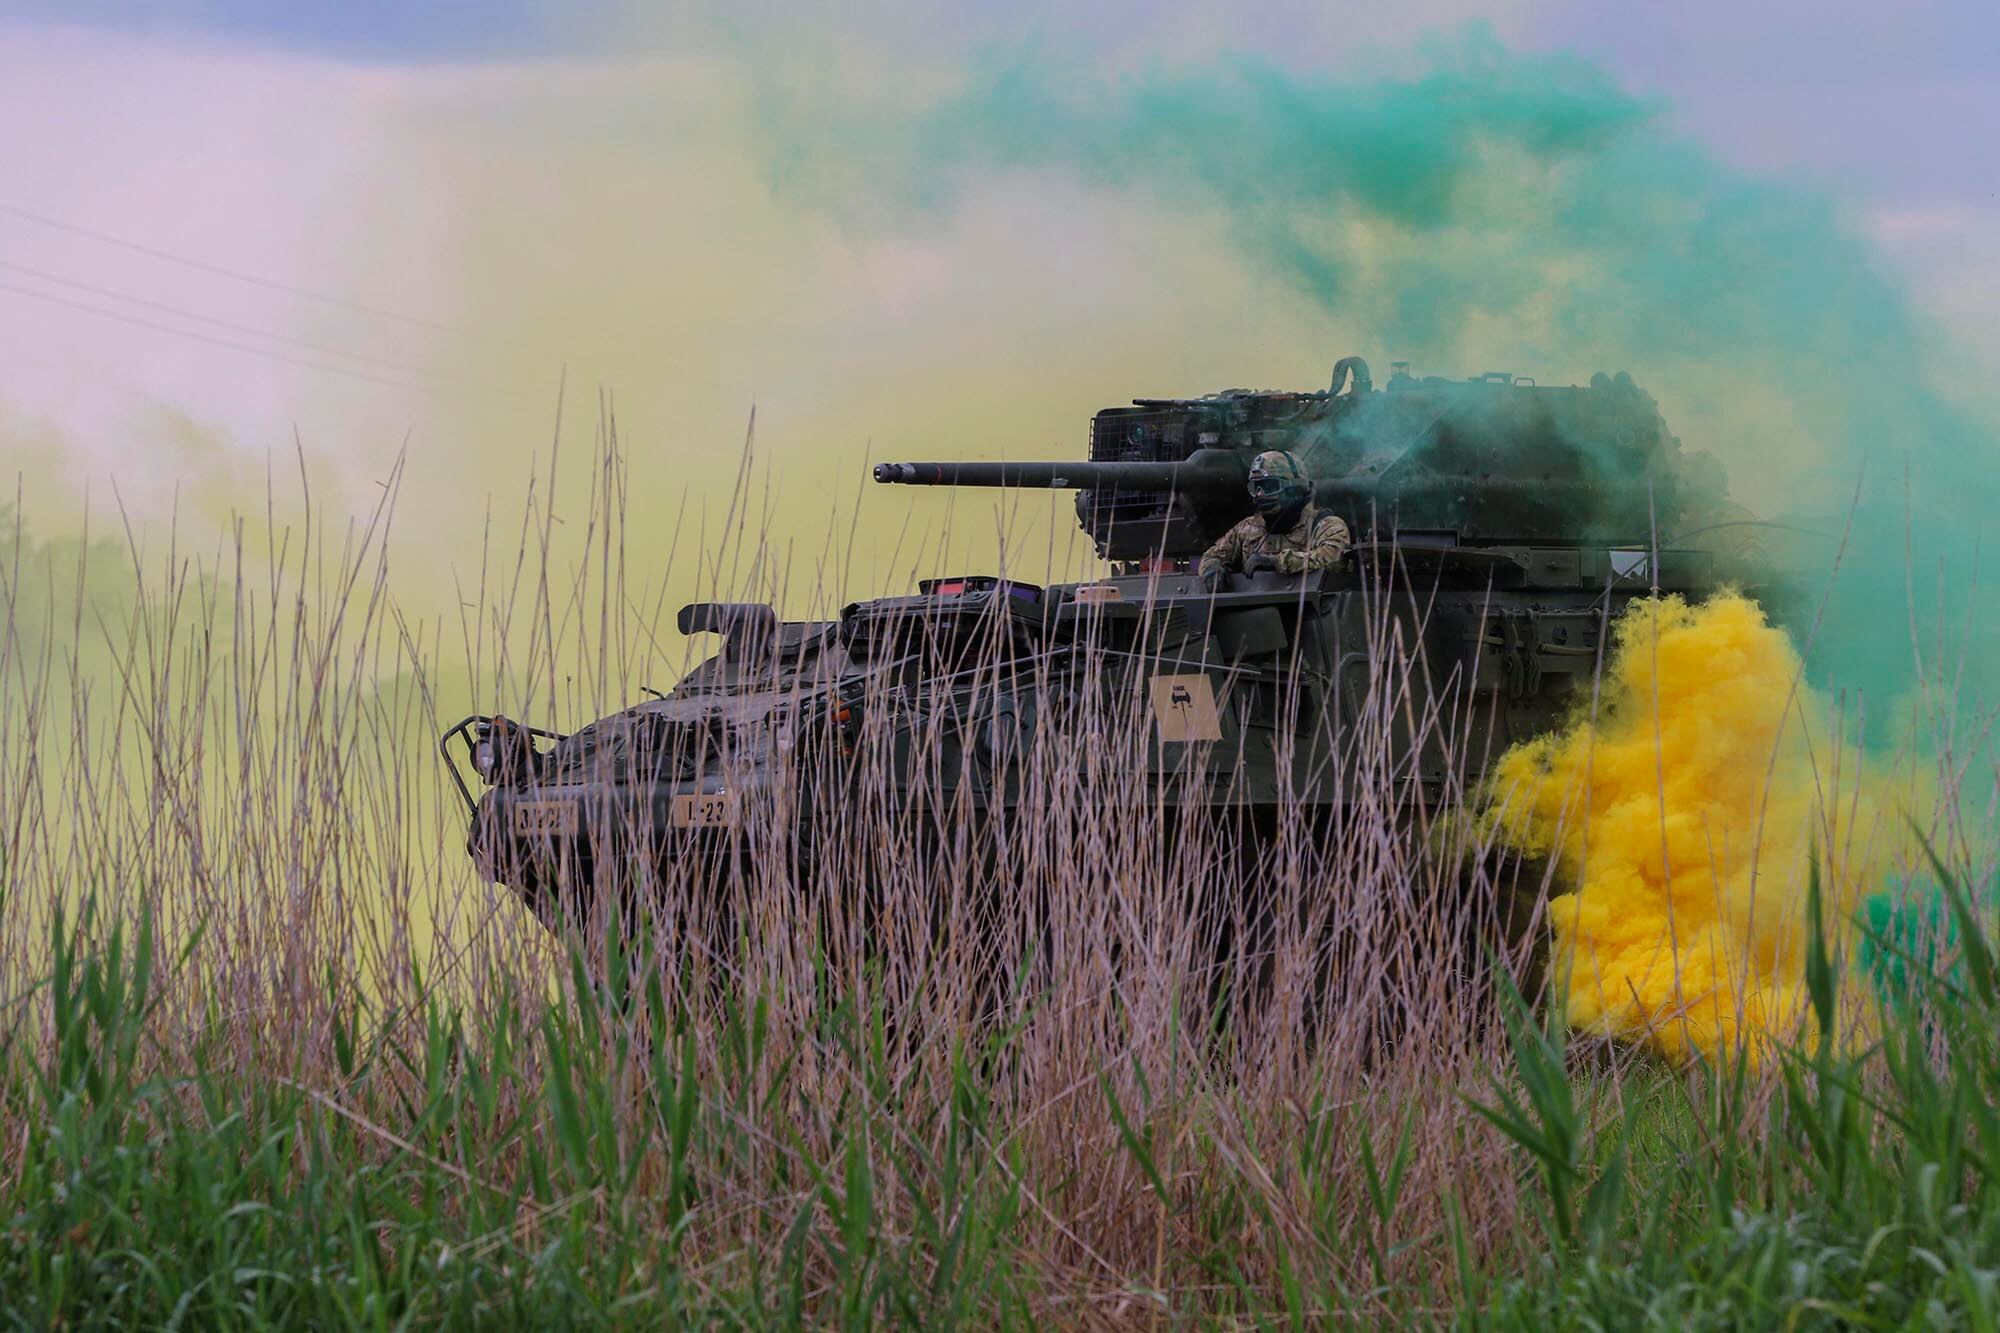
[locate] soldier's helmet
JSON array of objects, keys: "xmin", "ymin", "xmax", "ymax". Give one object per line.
[{"xmin": 1247, "ymin": 450, "xmax": 1310, "ymax": 517}]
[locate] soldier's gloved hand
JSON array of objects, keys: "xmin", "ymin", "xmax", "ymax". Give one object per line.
[
  {"xmin": 1200, "ymin": 565, "xmax": 1227, "ymax": 593},
  {"xmin": 1244, "ymin": 553, "xmax": 1279, "ymax": 576}
]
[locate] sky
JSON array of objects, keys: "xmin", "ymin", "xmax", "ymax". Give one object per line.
[
  {"xmin": 2, "ymin": 1, "xmax": 1997, "ymax": 642},
  {"xmin": 1543, "ymin": 2, "xmax": 2000, "ymax": 352}
]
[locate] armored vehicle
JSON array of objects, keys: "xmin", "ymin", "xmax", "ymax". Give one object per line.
[{"xmin": 443, "ymin": 357, "xmax": 1756, "ymax": 930}]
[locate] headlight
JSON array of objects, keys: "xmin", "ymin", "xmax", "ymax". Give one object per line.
[{"xmin": 472, "ymin": 716, "xmax": 540, "ymax": 785}]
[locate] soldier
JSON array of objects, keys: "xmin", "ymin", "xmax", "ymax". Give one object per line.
[{"xmin": 1198, "ymin": 450, "xmax": 1351, "ymax": 592}]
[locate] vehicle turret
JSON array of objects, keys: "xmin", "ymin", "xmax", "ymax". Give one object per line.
[{"xmin": 874, "ymin": 357, "xmax": 1727, "ymax": 562}]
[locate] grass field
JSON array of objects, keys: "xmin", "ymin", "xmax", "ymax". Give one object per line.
[{"xmin": 2, "ymin": 450, "xmax": 1995, "ymax": 1328}]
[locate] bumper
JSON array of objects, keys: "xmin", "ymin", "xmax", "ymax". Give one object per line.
[{"xmin": 465, "ymin": 777, "xmax": 779, "ymax": 891}]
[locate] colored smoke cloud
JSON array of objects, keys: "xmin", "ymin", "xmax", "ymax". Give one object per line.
[
  {"xmin": 1489, "ymin": 593, "xmax": 1905, "ymax": 1058},
  {"xmin": 3, "ymin": 15, "xmax": 1993, "ymax": 1030}
]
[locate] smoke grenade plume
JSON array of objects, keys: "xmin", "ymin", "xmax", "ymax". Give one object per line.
[{"xmin": 1489, "ymin": 593, "xmax": 1906, "ymax": 1057}]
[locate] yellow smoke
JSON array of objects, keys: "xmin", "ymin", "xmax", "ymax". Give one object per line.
[{"xmin": 1490, "ymin": 592, "xmax": 1895, "ymax": 1059}]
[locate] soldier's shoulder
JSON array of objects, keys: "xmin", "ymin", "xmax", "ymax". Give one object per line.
[{"xmin": 1312, "ymin": 509, "xmax": 1350, "ymax": 532}]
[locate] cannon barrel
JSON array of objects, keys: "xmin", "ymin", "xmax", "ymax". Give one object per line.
[
  {"xmin": 872, "ymin": 450, "xmax": 1642, "ymax": 521},
  {"xmin": 873, "ymin": 448, "xmax": 1248, "ymax": 496}
]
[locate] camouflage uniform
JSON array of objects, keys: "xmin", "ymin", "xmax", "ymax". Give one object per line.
[{"xmin": 1197, "ymin": 503, "xmax": 1352, "ymax": 578}]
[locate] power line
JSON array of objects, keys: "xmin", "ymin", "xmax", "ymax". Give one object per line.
[
  {"xmin": 0, "ymin": 200, "xmax": 488, "ymax": 343},
  {"xmin": 0, "ymin": 278, "xmax": 497, "ymax": 402},
  {"xmin": 0, "ymin": 200, "xmax": 665, "ymax": 386},
  {"xmin": 0, "ymin": 256, "xmax": 477, "ymax": 387}
]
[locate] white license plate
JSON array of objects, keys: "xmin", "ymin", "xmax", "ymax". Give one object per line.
[
  {"xmin": 512, "ymin": 799, "xmax": 579, "ymax": 837},
  {"xmin": 671, "ymin": 793, "xmax": 738, "ymax": 829}
]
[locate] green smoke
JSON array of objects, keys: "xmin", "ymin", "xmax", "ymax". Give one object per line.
[{"xmin": 759, "ymin": 27, "xmax": 1994, "ymax": 723}]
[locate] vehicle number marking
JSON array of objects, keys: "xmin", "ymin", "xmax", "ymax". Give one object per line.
[
  {"xmin": 672, "ymin": 793, "xmax": 738, "ymax": 828},
  {"xmin": 512, "ymin": 799, "xmax": 579, "ymax": 836},
  {"xmin": 1149, "ymin": 674, "xmax": 1222, "ymax": 742}
]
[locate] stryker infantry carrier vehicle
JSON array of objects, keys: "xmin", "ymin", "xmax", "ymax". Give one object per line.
[{"xmin": 443, "ymin": 356, "xmax": 1758, "ymax": 930}]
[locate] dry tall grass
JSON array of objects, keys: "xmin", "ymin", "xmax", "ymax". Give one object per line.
[{"xmin": 1, "ymin": 423, "xmax": 1953, "ymax": 1323}]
